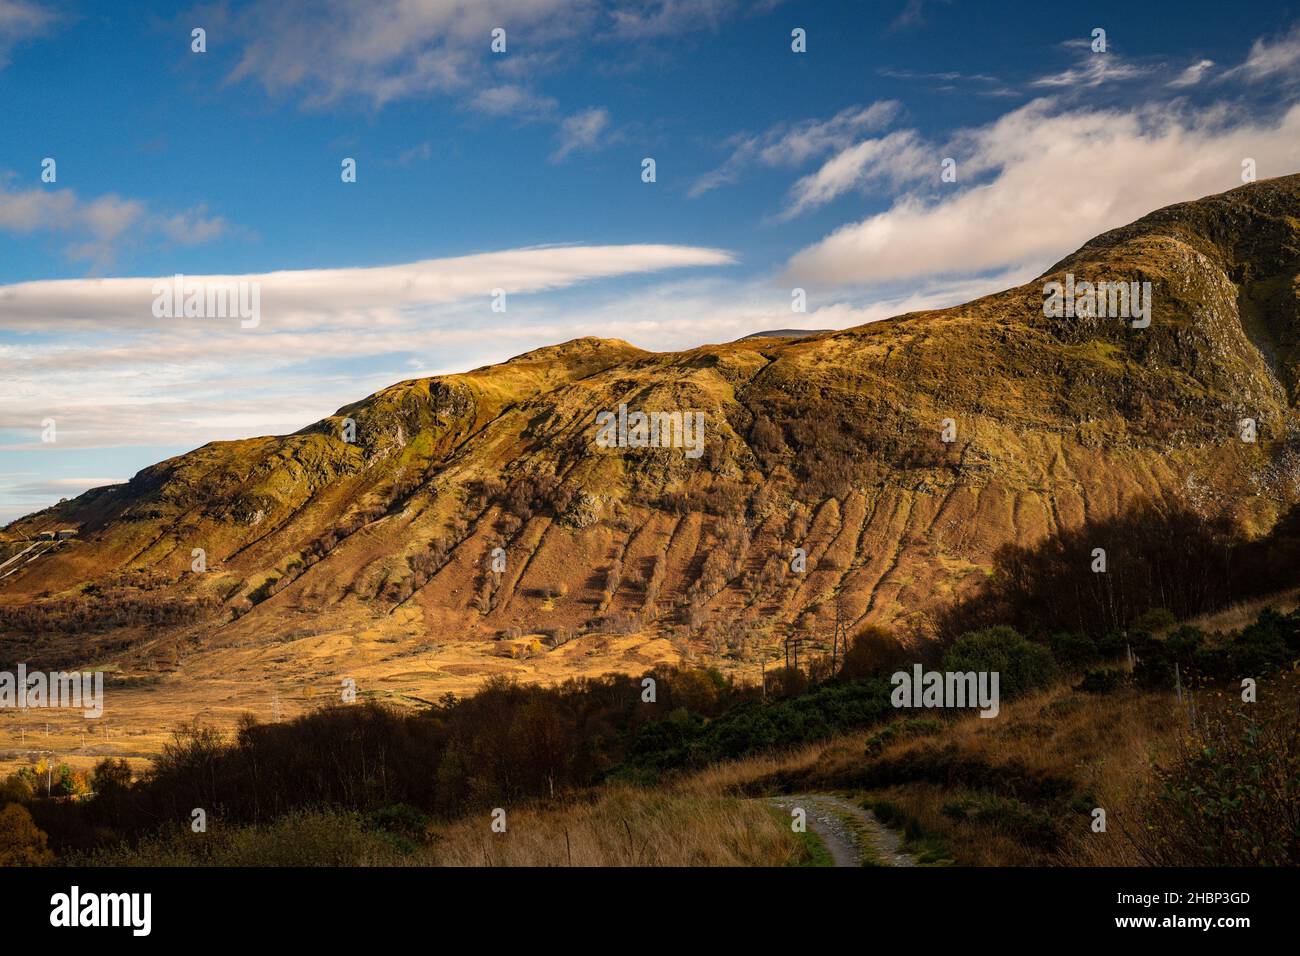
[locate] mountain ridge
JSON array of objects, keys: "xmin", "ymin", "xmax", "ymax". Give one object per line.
[{"xmin": 4, "ymin": 174, "xmax": 1300, "ymax": 702}]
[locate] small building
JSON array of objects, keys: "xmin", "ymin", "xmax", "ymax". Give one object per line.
[
  {"xmin": 35, "ymin": 531, "xmax": 55, "ymax": 542},
  {"xmin": 55, "ymin": 529, "xmax": 78, "ymax": 540}
]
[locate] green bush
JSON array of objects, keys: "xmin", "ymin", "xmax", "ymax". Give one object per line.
[
  {"xmin": 1132, "ymin": 677, "xmax": 1300, "ymax": 865},
  {"xmin": 367, "ymin": 803, "xmax": 429, "ymax": 840},
  {"xmin": 942, "ymin": 627, "xmax": 1057, "ymax": 699},
  {"xmin": 1133, "ymin": 610, "xmax": 1300, "ymax": 689}
]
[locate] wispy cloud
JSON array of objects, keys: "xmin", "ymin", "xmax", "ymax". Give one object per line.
[
  {"xmin": 221, "ymin": 0, "xmax": 774, "ymax": 111},
  {"xmin": 551, "ymin": 107, "xmax": 611, "ymax": 162},
  {"xmin": 780, "ymin": 130, "xmax": 931, "ymax": 219},
  {"xmin": 1169, "ymin": 58, "xmax": 1215, "ymax": 88},
  {"xmin": 0, "ymin": 0, "xmax": 57, "ymax": 67},
  {"xmin": 607, "ymin": 0, "xmax": 785, "ymax": 40},
  {"xmin": 224, "ymin": 0, "xmax": 590, "ymax": 109},
  {"xmin": 889, "ymin": 0, "xmax": 950, "ymax": 32},
  {"xmin": 690, "ymin": 101, "xmax": 901, "ymax": 197},
  {"xmin": 1030, "ymin": 46, "xmax": 1150, "ymax": 89},
  {"xmin": 1222, "ymin": 23, "xmax": 1300, "ymax": 83},
  {"xmin": 0, "ymin": 176, "xmax": 228, "ymax": 267},
  {"xmin": 472, "ymin": 84, "xmax": 559, "ymax": 119}
]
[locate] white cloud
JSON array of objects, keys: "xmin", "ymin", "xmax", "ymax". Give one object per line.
[
  {"xmin": 889, "ymin": 0, "xmax": 950, "ymax": 32},
  {"xmin": 1228, "ymin": 23, "xmax": 1300, "ymax": 83},
  {"xmin": 471, "ymin": 84, "xmax": 559, "ymax": 119},
  {"xmin": 0, "ymin": 178, "xmax": 227, "ymax": 266},
  {"xmin": 0, "ymin": 243, "xmax": 735, "ymax": 332},
  {"xmin": 607, "ymin": 0, "xmax": 782, "ymax": 40},
  {"xmin": 226, "ymin": 0, "xmax": 591, "ymax": 108},
  {"xmin": 781, "ymin": 130, "xmax": 930, "ymax": 219},
  {"xmin": 785, "ymin": 98, "xmax": 1300, "ymax": 287},
  {"xmin": 690, "ymin": 101, "xmax": 901, "ymax": 197},
  {"xmin": 1031, "ymin": 52, "xmax": 1149, "ymax": 89},
  {"xmin": 156, "ymin": 204, "xmax": 230, "ymax": 246},
  {"xmin": 551, "ymin": 107, "xmax": 611, "ymax": 162},
  {"xmin": 0, "ymin": 0, "xmax": 55, "ymax": 66},
  {"xmin": 1169, "ymin": 58, "xmax": 1215, "ymax": 88}
]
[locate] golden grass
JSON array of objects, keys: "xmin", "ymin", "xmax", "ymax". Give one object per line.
[
  {"xmin": 425, "ymin": 784, "xmax": 804, "ymax": 867},
  {"xmin": 1184, "ymin": 588, "xmax": 1300, "ymax": 634}
]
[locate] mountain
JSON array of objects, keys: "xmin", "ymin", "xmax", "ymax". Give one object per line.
[{"xmin": 4, "ymin": 175, "xmax": 1300, "ymax": 698}]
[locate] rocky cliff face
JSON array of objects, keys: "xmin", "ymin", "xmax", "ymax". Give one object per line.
[{"xmin": 4, "ymin": 175, "xmax": 1300, "ymax": 673}]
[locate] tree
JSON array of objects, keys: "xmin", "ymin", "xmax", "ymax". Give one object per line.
[
  {"xmin": 0, "ymin": 803, "xmax": 54, "ymax": 866},
  {"xmin": 92, "ymin": 758, "xmax": 133, "ymax": 796}
]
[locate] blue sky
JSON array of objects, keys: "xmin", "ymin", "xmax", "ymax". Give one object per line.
[{"xmin": 2, "ymin": 0, "xmax": 1300, "ymax": 523}]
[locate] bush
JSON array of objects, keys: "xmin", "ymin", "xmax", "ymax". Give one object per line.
[
  {"xmin": 1046, "ymin": 631, "xmax": 1099, "ymax": 672},
  {"xmin": 0, "ymin": 773, "xmax": 34, "ymax": 805},
  {"xmin": 942, "ymin": 627, "xmax": 1057, "ymax": 699},
  {"xmin": 0, "ymin": 803, "xmax": 54, "ymax": 866},
  {"xmin": 1075, "ymin": 668, "xmax": 1124, "ymax": 694},
  {"xmin": 1132, "ymin": 610, "xmax": 1300, "ymax": 689},
  {"xmin": 1129, "ymin": 676, "xmax": 1300, "ymax": 865}
]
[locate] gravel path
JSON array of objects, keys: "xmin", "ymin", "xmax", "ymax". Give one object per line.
[{"xmin": 767, "ymin": 793, "xmax": 918, "ymax": 867}]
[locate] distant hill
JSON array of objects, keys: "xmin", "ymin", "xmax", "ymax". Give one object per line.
[{"xmin": 739, "ymin": 329, "xmax": 832, "ymax": 340}]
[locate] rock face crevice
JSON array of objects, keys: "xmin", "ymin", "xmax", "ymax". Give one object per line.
[{"xmin": 5, "ymin": 175, "xmax": 1300, "ymax": 660}]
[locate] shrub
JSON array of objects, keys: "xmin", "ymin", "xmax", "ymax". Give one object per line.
[
  {"xmin": 1129, "ymin": 676, "xmax": 1300, "ymax": 865},
  {"xmin": 0, "ymin": 803, "xmax": 54, "ymax": 866},
  {"xmin": 942, "ymin": 627, "xmax": 1057, "ymax": 699},
  {"xmin": 0, "ymin": 773, "xmax": 34, "ymax": 805},
  {"xmin": 1075, "ymin": 668, "xmax": 1124, "ymax": 694},
  {"xmin": 1046, "ymin": 631, "xmax": 1099, "ymax": 672},
  {"xmin": 90, "ymin": 759, "xmax": 133, "ymax": 798}
]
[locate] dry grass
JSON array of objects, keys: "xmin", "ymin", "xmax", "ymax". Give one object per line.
[
  {"xmin": 1184, "ymin": 588, "xmax": 1300, "ymax": 634},
  {"xmin": 425, "ymin": 784, "xmax": 803, "ymax": 866}
]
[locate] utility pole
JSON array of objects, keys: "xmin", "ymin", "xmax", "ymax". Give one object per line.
[{"xmin": 830, "ymin": 589, "xmax": 849, "ymax": 675}]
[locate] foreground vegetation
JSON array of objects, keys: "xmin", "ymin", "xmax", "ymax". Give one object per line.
[{"xmin": 0, "ymin": 593, "xmax": 1292, "ymax": 866}]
